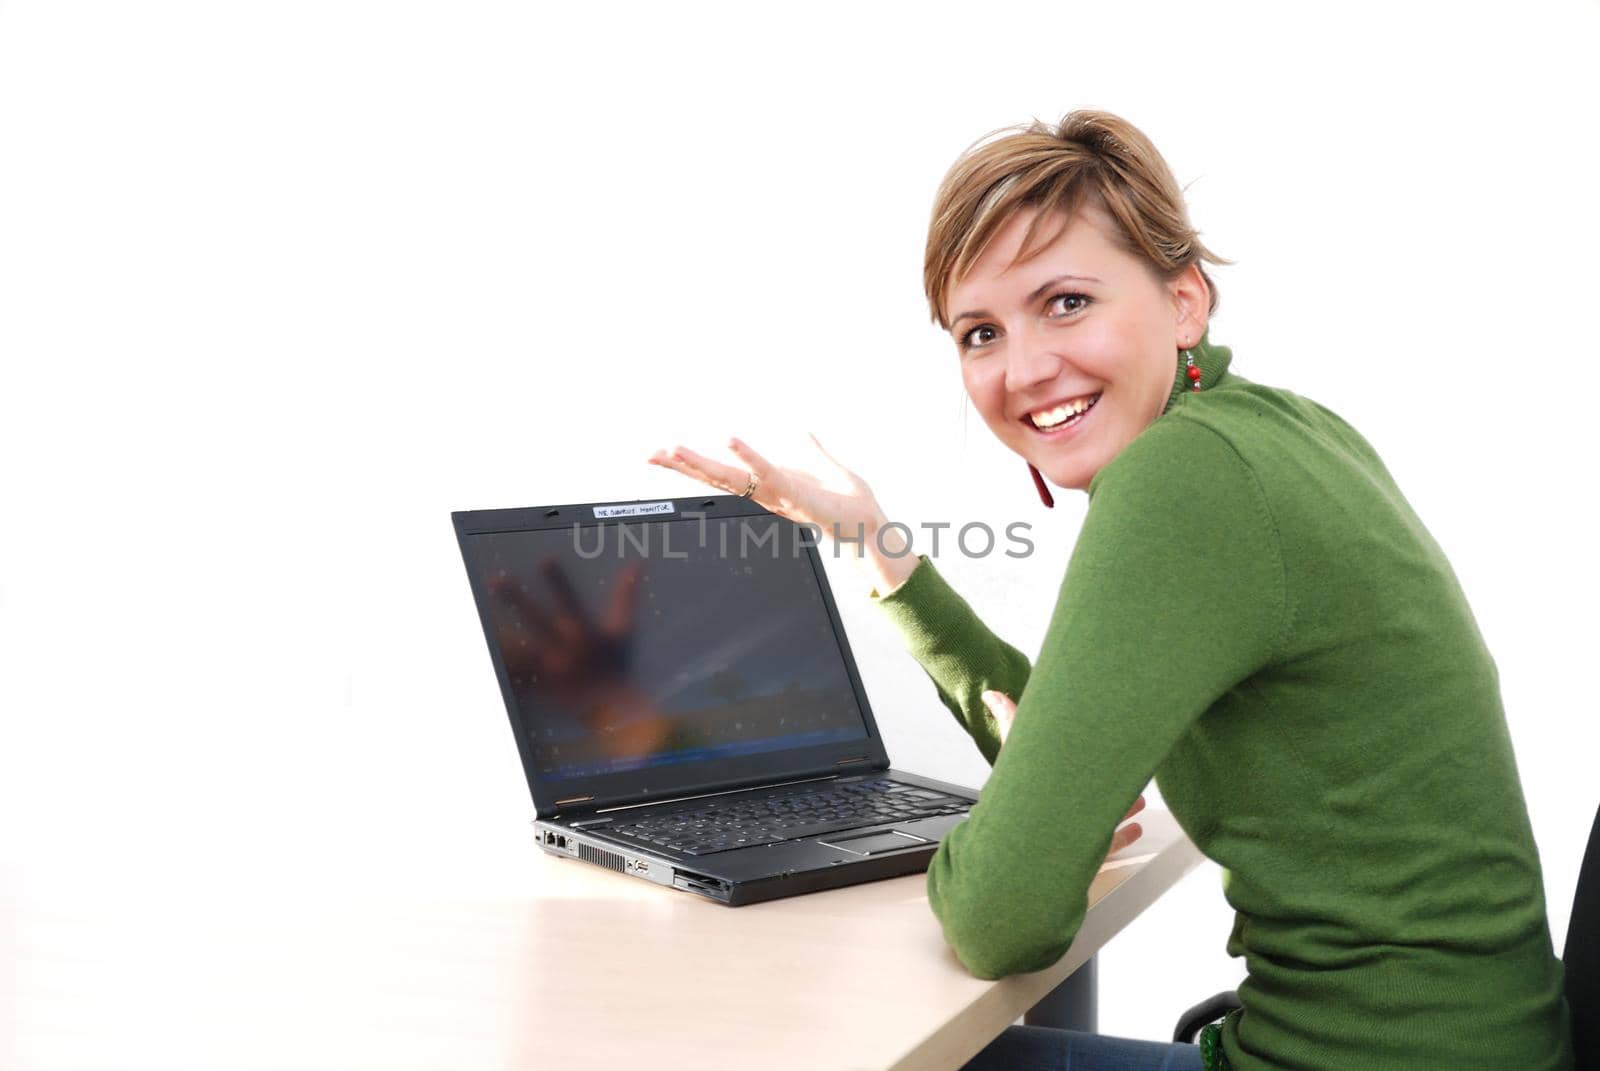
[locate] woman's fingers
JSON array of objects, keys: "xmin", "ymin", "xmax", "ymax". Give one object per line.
[
  {"xmin": 646, "ymin": 450, "xmax": 701, "ymax": 488},
  {"xmin": 1122, "ymin": 794, "xmax": 1146, "ymax": 823},
  {"xmin": 1104, "ymin": 797, "xmax": 1148, "ymax": 858},
  {"xmin": 1107, "ymin": 821, "xmax": 1144, "ymax": 856},
  {"xmin": 726, "ymin": 437, "xmax": 794, "ymax": 505},
  {"xmin": 807, "ymin": 431, "xmax": 849, "ymax": 475},
  {"xmin": 648, "ymin": 445, "xmax": 753, "ymax": 497},
  {"xmin": 726, "ymin": 436, "xmax": 774, "ymax": 478},
  {"xmin": 980, "ymin": 690, "xmax": 1018, "ymax": 746}
]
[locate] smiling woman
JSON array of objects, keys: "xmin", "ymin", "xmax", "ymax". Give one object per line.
[
  {"xmin": 946, "ymin": 200, "xmax": 1205, "ymax": 494},
  {"xmin": 652, "ymin": 109, "xmax": 1576, "ymax": 1071},
  {"xmin": 925, "ymin": 113, "xmax": 1229, "ymax": 499}
]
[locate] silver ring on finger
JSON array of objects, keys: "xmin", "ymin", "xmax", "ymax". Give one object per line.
[{"xmin": 738, "ymin": 471, "xmax": 759, "ymax": 499}]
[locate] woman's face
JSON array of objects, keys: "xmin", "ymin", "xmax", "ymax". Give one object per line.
[{"xmin": 947, "ymin": 202, "xmax": 1208, "ymax": 492}]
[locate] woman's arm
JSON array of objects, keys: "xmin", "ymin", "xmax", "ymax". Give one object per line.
[
  {"xmin": 864, "ymin": 521, "xmax": 1033, "ymax": 767},
  {"xmin": 644, "ymin": 436, "xmax": 1034, "ymax": 764},
  {"xmin": 925, "ymin": 418, "xmax": 1286, "ymax": 979},
  {"xmin": 855, "ymin": 512, "xmax": 921, "ymax": 599}
]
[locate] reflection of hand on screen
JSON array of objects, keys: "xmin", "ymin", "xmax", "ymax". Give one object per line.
[
  {"xmin": 489, "ymin": 558, "xmax": 676, "ymax": 759},
  {"xmin": 490, "ymin": 556, "xmax": 643, "ymax": 707}
]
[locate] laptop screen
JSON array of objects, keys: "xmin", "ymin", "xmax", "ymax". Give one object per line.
[{"xmin": 464, "ymin": 514, "xmax": 871, "ymax": 784}]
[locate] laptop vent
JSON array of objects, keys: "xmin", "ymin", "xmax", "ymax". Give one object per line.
[{"xmin": 578, "ymin": 842, "xmax": 627, "ymax": 873}]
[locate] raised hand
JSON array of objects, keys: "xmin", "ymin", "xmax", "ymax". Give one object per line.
[{"xmin": 648, "ymin": 433, "xmax": 884, "ymax": 549}]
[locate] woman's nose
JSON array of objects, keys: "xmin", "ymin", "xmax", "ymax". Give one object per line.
[{"xmin": 1003, "ymin": 327, "xmax": 1063, "ymax": 393}]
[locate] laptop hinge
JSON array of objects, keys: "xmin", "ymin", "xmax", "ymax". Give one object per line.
[
  {"xmin": 539, "ymin": 759, "xmax": 891, "ymax": 821},
  {"xmin": 589, "ymin": 773, "xmax": 839, "ymax": 815}
]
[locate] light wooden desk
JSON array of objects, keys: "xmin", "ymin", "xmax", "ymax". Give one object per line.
[{"xmin": 1, "ymin": 810, "xmax": 1200, "ymax": 1071}]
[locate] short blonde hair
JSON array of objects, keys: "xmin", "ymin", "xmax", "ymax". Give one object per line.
[{"xmin": 923, "ymin": 109, "xmax": 1231, "ymax": 330}]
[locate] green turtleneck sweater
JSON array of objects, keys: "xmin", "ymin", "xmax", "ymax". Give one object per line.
[{"xmin": 869, "ymin": 333, "xmax": 1573, "ymax": 1069}]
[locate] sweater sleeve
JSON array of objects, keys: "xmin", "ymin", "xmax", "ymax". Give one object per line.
[
  {"xmin": 925, "ymin": 418, "xmax": 1287, "ymax": 979},
  {"xmin": 868, "ymin": 553, "xmax": 1033, "ymax": 767}
]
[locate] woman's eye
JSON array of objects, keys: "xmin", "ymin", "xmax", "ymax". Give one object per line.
[
  {"xmin": 961, "ymin": 324, "xmax": 998, "ymax": 350},
  {"xmin": 1047, "ymin": 292, "xmax": 1091, "ymax": 317}
]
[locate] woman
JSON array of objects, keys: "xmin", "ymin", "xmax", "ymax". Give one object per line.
[{"xmin": 648, "ymin": 111, "xmax": 1573, "ymax": 1070}]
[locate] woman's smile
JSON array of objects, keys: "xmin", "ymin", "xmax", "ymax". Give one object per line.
[{"xmin": 1021, "ymin": 391, "xmax": 1102, "ymax": 439}]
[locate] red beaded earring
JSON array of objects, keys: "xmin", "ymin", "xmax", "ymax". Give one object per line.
[
  {"xmin": 1184, "ymin": 348, "xmax": 1202, "ymax": 392},
  {"xmin": 1028, "ymin": 463, "xmax": 1055, "ymax": 508}
]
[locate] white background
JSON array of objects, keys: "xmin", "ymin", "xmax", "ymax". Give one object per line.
[{"xmin": 2, "ymin": 0, "xmax": 1597, "ymax": 1048}]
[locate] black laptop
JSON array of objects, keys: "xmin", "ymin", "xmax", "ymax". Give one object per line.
[{"xmin": 451, "ymin": 494, "xmax": 978, "ymax": 906}]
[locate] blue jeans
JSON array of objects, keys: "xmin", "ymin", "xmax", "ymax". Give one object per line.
[{"xmin": 960, "ymin": 1025, "xmax": 1205, "ymax": 1071}]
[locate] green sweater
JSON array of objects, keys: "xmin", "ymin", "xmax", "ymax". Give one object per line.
[{"xmin": 869, "ymin": 331, "xmax": 1573, "ymax": 1069}]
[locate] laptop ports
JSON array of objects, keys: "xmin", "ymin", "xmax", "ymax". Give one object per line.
[{"xmin": 672, "ymin": 867, "xmax": 731, "ymax": 900}]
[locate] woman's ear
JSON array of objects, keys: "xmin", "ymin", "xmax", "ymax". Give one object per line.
[{"xmin": 1169, "ymin": 263, "xmax": 1210, "ymax": 345}]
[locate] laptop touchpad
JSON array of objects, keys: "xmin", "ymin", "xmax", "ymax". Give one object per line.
[{"xmin": 819, "ymin": 830, "xmax": 930, "ymax": 855}]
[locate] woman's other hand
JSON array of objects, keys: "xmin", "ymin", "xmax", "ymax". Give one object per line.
[
  {"xmin": 647, "ymin": 434, "xmax": 920, "ymax": 596},
  {"xmin": 981, "ymin": 689, "xmax": 1146, "ymax": 857}
]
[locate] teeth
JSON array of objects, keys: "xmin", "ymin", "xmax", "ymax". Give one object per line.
[
  {"xmin": 1031, "ymin": 406, "xmax": 1071, "ymax": 429},
  {"xmin": 1029, "ymin": 394, "xmax": 1098, "ymax": 429}
]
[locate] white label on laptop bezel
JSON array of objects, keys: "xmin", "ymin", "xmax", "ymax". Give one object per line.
[{"xmin": 593, "ymin": 501, "xmax": 676, "ymax": 518}]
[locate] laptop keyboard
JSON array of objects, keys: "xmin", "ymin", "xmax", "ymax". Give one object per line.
[{"xmin": 605, "ymin": 778, "xmax": 971, "ymax": 857}]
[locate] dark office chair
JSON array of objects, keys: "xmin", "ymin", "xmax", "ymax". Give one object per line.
[
  {"xmin": 1172, "ymin": 801, "xmax": 1600, "ymax": 1070},
  {"xmin": 1567, "ymin": 801, "xmax": 1599, "ymax": 1068},
  {"xmin": 1172, "ymin": 988, "xmax": 1240, "ymax": 1044}
]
